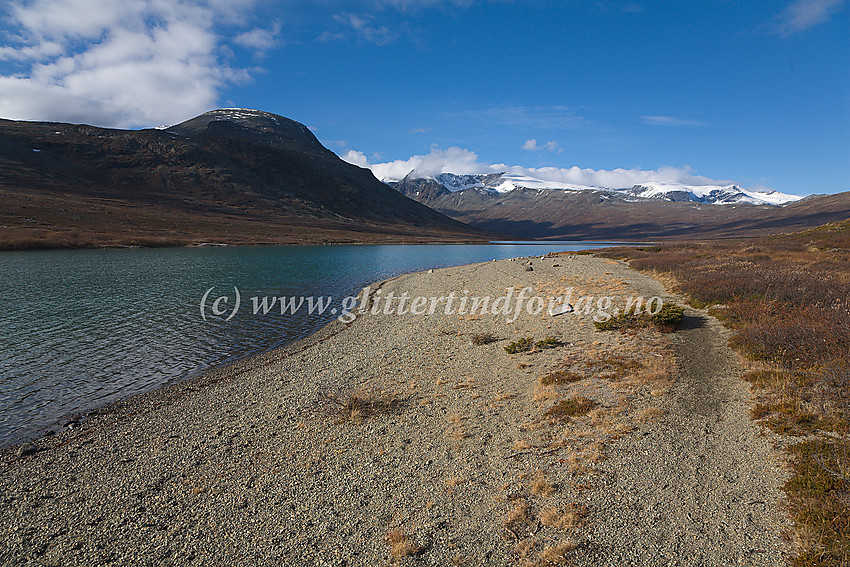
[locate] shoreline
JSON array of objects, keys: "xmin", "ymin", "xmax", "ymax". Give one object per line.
[
  {"xmin": 0, "ymin": 237, "xmax": 496, "ymax": 253},
  {"xmin": 0, "ymin": 238, "xmax": 652, "ymax": 253},
  {"xmin": 0, "ymin": 255, "xmax": 789, "ymax": 565},
  {"xmin": 0, "ymin": 242, "xmax": 634, "ymax": 449}
]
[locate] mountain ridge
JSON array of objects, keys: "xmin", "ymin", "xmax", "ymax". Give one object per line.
[
  {"xmin": 0, "ymin": 110, "xmax": 495, "ymax": 250},
  {"xmin": 388, "ymin": 171, "xmax": 801, "ymax": 206}
]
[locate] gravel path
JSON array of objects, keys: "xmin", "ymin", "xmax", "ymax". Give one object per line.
[
  {"xmin": 574, "ymin": 310, "xmax": 790, "ymax": 566},
  {"xmin": 0, "ymin": 255, "xmax": 789, "ymax": 566}
]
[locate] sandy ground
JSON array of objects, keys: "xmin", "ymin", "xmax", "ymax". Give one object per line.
[{"xmin": 0, "ymin": 255, "xmax": 789, "ymax": 566}]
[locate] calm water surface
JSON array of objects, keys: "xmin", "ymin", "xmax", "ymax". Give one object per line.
[{"xmin": 0, "ymin": 242, "xmax": 625, "ymax": 446}]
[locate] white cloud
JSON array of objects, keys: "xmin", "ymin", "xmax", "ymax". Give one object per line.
[
  {"xmin": 495, "ymin": 164, "xmax": 729, "ymax": 190},
  {"xmin": 341, "ymin": 149, "xmax": 369, "ymax": 167},
  {"xmin": 234, "ymin": 22, "xmax": 282, "ymax": 54},
  {"xmin": 522, "ymin": 138, "xmax": 562, "ymax": 153},
  {"xmin": 344, "ymin": 145, "xmax": 735, "ymax": 188},
  {"xmin": 640, "ymin": 115, "xmax": 707, "ymax": 127},
  {"xmin": 775, "ymin": 0, "xmax": 846, "ymax": 36},
  {"xmin": 342, "ymin": 146, "xmax": 485, "ymax": 179},
  {"xmin": 319, "ymin": 13, "xmax": 397, "ymax": 45},
  {"xmin": 0, "ymin": 0, "xmax": 261, "ymax": 128}
]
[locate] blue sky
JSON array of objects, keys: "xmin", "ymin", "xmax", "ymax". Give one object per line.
[{"xmin": 1, "ymin": 0, "xmax": 848, "ymax": 195}]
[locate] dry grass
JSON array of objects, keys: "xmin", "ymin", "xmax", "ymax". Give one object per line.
[
  {"xmin": 540, "ymin": 542, "xmax": 578, "ymax": 565},
  {"xmin": 637, "ymin": 407, "xmax": 665, "ymax": 422},
  {"xmin": 504, "ymin": 499, "xmax": 534, "ymax": 534},
  {"xmin": 386, "ymin": 528, "xmax": 420, "ymax": 560},
  {"xmin": 494, "ymin": 391, "xmax": 517, "ymax": 402},
  {"xmin": 539, "ymin": 503, "xmax": 588, "ymax": 531},
  {"xmin": 321, "ymin": 389, "xmax": 407, "ymax": 422},
  {"xmin": 544, "ymin": 396, "xmax": 597, "ymax": 423},
  {"xmin": 447, "ymin": 428, "xmax": 469, "ymax": 440},
  {"xmin": 566, "ymin": 442, "xmax": 606, "ymax": 473},
  {"xmin": 444, "ymin": 474, "xmax": 467, "ymax": 491},
  {"xmin": 539, "ymin": 370, "xmax": 583, "ymax": 386},
  {"xmin": 446, "ymin": 414, "xmax": 470, "ymax": 440},
  {"xmin": 471, "ymin": 332, "xmax": 499, "ymax": 345},
  {"xmin": 530, "ymin": 473, "xmax": 555, "ymax": 497},
  {"xmin": 448, "ymin": 413, "xmax": 466, "ymax": 424},
  {"xmin": 514, "ymin": 538, "xmax": 536, "ymax": 560},
  {"xmin": 581, "ymin": 355, "xmax": 643, "ymax": 381}
]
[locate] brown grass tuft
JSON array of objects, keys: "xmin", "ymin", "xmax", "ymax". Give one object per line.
[
  {"xmin": 321, "ymin": 389, "xmax": 407, "ymax": 422},
  {"xmin": 386, "ymin": 528, "xmax": 420, "ymax": 560},
  {"xmin": 540, "ymin": 541, "xmax": 578, "ymax": 564},
  {"xmin": 494, "ymin": 391, "xmax": 517, "ymax": 401},
  {"xmin": 530, "ymin": 473, "xmax": 555, "ymax": 497},
  {"xmin": 544, "ymin": 396, "xmax": 597, "ymax": 422},
  {"xmin": 539, "ymin": 503, "xmax": 589, "ymax": 532}
]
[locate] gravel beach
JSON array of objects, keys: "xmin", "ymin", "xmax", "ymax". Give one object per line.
[{"xmin": 0, "ymin": 255, "xmax": 789, "ymax": 566}]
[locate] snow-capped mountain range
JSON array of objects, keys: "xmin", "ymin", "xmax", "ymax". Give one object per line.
[{"xmin": 390, "ymin": 172, "xmax": 801, "ymax": 206}]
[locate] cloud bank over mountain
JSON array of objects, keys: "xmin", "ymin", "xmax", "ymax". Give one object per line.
[{"xmin": 342, "ymin": 146, "xmax": 736, "ymax": 190}]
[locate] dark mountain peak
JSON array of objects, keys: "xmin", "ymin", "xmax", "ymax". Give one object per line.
[
  {"xmin": 165, "ymin": 108, "xmax": 325, "ymax": 151},
  {"xmin": 394, "ymin": 172, "xmax": 450, "ymax": 201}
]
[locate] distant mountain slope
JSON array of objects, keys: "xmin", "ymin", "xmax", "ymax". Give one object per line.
[
  {"xmin": 0, "ymin": 110, "xmax": 493, "ymax": 249},
  {"xmin": 390, "ymin": 172, "xmax": 802, "ymax": 206},
  {"xmin": 390, "ymin": 174, "xmax": 850, "ymax": 240}
]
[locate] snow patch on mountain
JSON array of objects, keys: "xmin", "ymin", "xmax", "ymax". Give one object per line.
[
  {"xmin": 625, "ymin": 182, "xmax": 802, "ymax": 205},
  {"xmin": 415, "ymin": 172, "xmax": 607, "ymax": 195}
]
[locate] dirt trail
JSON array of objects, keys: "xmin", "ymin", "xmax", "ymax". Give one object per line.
[{"xmin": 576, "ymin": 308, "xmax": 789, "ymax": 566}]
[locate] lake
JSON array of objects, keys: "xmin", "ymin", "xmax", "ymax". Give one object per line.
[{"xmin": 0, "ymin": 242, "xmax": 625, "ymax": 446}]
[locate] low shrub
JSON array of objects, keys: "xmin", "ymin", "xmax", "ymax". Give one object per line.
[
  {"xmin": 594, "ymin": 302, "xmax": 684, "ymax": 333},
  {"xmin": 534, "ymin": 336, "xmax": 563, "ymax": 349},
  {"xmin": 650, "ymin": 303, "xmax": 685, "ymax": 331},
  {"xmin": 504, "ymin": 337, "xmax": 535, "ymax": 354}
]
